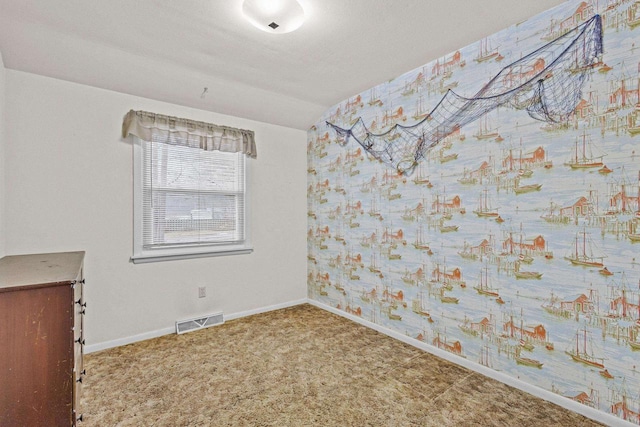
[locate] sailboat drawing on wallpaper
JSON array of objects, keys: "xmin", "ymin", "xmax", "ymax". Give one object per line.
[
  {"xmin": 458, "ymin": 316, "xmax": 478, "ymax": 337},
  {"xmin": 458, "ymin": 168, "xmax": 478, "ymax": 185},
  {"xmin": 473, "ymin": 189, "xmax": 499, "ymax": 217},
  {"xmin": 565, "ymin": 326, "xmax": 605, "ymax": 369},
  {"xmin": 439, "ymin": 287, "xmax": 459, "ymax": 304},
  {"xmin": 515, "ymin": 347, "xmax": 543, "ymax": 368},
  {"xmin": 368, "ymin": 252, "xmax": 383, "ymax": 278},
  {"xmin": 368, "ymin": 194, "xmax": 384, "ymax": 221},
  {"xmin": 565, "ymin": 131, "xmax": 606, "ymax": 169},
  {"xmin": 439, "ymin": 222, "xmax": 459, "ymax": 233},
  {"xmin": 565, "ymin": 229, "xmax": 606, "ymax": 268},
  {"xmin": 438, "ymin": 148, "xmax": 459, "ymax": 164},
  {"xmin": 385, "ymin": 306, "xmax": 402, "ymax": 321},
  {"xmin": 412, "ymin": 94, "xmax": 431, "ymax": 121},
  {"xmin": 474, "ymin": 37, "xmax": 501, "ymax": 63},
  {"xmin": 479, "ymin": 344, "xmax": 494, "ymax": 368},
  {"xmin": 540, "ymin": 200, "xmax": 570, "ymax": 224},
  {"xmin": 627, "ymin": 229, "xmax": 640, "ymax": 242},
  {"xmin": 413, "ymin": 224, "xmax": 432, "ymax": 252},
  {"xmin": 458, "ymin": 241, "xmax": 479, "ymax": 261},
  {"xmin": 513, "ymin": 178, "xmax": 542, "ymax": 195},
  {"xmin": 412, "ymin": 290, "xmax": 431, "ymax": 317},
  {"xmin": 474, "ymin": 265, "xmax": 500, "ymax": 297},
  {"xmin": 368, "ymin": 87, "xmax": 383, "ymax": 107},
  {"xmin": 513, "ymin": 261, "xmax": 542, "ymax": 280},
  {"xmin": 412, "ymin": 164, "xmax": 432, "ymax": 187},
  {"xmin": 473, "ymin": 115, "xmax": 500, "ymax": 140}
]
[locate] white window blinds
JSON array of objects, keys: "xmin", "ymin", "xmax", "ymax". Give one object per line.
[
  {"xmin": 124, "ymin": 110, "xmax": 254, "ymax": 263},
  {"xmin": 142, "ymin": 135, "xmax": 246, "ymax": 249}
]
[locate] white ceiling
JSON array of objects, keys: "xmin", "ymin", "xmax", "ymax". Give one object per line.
[{"xmin": 0, "ymin": 0, "xmax": 566, "ymax": 130}]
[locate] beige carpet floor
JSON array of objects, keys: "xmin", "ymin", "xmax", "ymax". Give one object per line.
[{"xmin": 81, "ymin": 304, "xmax": 604, "ymax": 426}]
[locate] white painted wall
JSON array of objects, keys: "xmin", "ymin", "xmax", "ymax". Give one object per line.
[
  {"xmin": 4, "ymin": 70, "xmax": 308, "ymax": 348},
  {"xmin": 0, "ymin": 53, "xmax": 6, "ymax": 258}
]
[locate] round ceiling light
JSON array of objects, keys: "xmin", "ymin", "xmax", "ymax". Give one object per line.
[{"xmin": 242, "ymin": 0, "xmax": 306, "ymax": 34}]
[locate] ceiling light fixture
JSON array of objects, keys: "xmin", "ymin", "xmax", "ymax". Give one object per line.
[{"xmin": 242, "ymin": 0, "xmax": 306, "ymax": 34}]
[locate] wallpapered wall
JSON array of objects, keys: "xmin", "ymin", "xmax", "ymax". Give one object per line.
[{"xmin": 307, "ymin": 1, "xmax": 640, "ymax": 424}]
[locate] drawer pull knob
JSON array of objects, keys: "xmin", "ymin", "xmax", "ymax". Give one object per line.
[
  {"xmin": 80, "ymin": 369, "xmax": 86, "ymax": 375},
  {"xmin": 75, "ymin": 337, "xmax": 85, "ymax": 345},
  {"xmin": 75, "ymin": 299, "xmax": 87, "ymax": 307},
  {"xmin": 77, "ymin": 414, "xmax": 84, "ymax": 422},
  {"xmin": 76, "ymin": 376, "xmax": 83, "ymax": 383},
  {"xmin": 80, "ymin": 309, "xmax": 86, "ymax": 315}
]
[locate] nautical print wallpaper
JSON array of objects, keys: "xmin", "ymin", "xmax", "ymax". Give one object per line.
[{"xmin": 307, "ymin": 1, "xmax": 640, "ymax": 424}]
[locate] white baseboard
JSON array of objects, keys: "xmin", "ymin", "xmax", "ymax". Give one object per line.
[
  {"xmin": 308, "ymin": 299, "xmax": 630, "ymax": 427},
  {"xmin": 224, "ymin": 298, "xmax": 307, "ymax": 321},
  {"xmin": 84, "ymin": 326, "xmax": 175, "ymax": 354},
  {"xmin": 85, "ymin": 298, "xmax": 307, "ymax": 354}
]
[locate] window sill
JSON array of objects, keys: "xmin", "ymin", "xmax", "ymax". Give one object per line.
[{"xmin": 131, "ymin": 248, "xmax": 253, "ymax": 264}]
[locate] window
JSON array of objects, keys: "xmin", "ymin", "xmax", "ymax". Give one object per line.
[
  {"xmin": 132, "ymin": 134, "xmax": 251, "ymax": 263},
  {"xmin": 122, "ymin": 109, "xmax": 255, "ymax": 263}
]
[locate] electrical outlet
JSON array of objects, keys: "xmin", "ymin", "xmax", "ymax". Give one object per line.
[{"xmin": 198, "ymin": 286, "xmax": 206, "ymax": 298}]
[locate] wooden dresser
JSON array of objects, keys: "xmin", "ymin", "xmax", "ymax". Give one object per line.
[{"xmin": 0, "ymin": 251, "xmax": 85, "ymax": 426}]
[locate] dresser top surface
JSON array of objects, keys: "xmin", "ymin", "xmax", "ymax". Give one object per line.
[{"xmin": 0, "ymin": 251, "xmax": 85, "ymax": 290}]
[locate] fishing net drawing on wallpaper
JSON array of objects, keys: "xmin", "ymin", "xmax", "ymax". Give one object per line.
[{"xmin": 326, "ymin": 15, "xmax": 603, "ymax": 176}]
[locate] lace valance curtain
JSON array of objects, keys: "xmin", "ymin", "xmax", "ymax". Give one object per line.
[{"xmin": 122, "ymin": 110, "xmax": 257, "ymax": 158}]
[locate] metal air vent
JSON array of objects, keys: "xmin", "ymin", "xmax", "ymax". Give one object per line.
[{"xmin": 176, "ymin": 312, "xmax": 224, "ymax": 335}]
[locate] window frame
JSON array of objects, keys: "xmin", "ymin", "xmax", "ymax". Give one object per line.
[{"xmin": 131, "ymin": 136, "xmax": 252, "ymax": 264}]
